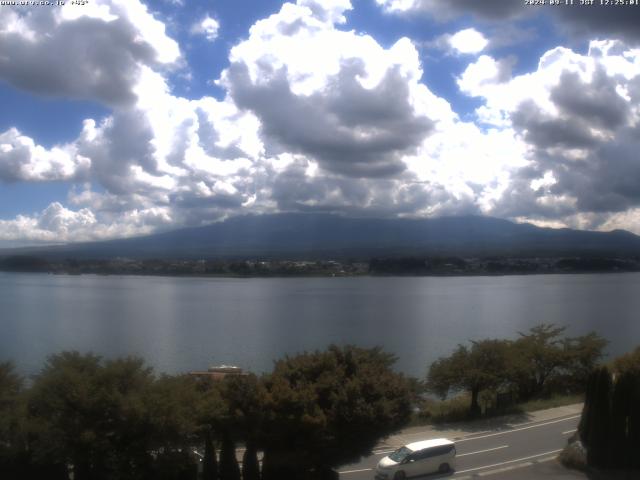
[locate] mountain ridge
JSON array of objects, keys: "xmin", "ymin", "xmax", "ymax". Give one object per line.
[{"xmin": 2, "ymin": 213, "xmax": 640, "ymax": 260}]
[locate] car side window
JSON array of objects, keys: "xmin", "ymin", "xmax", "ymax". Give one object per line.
[{"xmin": 412, "ymin": 449, "xmax": 429, "ymax": 461}]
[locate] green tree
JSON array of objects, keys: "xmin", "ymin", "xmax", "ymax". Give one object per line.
[
  {"xmin": 0, "ymin": 362, "xmax": 31, "ymax": 479},
  {"xmin": 612, "ymin": 346, "xmax": 640, "ymax": 375},
  {"xmin": 427, "ymin": 339, "xmax": 512, "ymax": 417},
  {"xmin": 560, "ymin": 332, "xmax": 608, "ymax": 391},
  {"xmin": 217, "ymin": 374, "xmax": 266, "ymax": 480},
  {"xmin": 261, "ymin": 345, "xmax": 412, "ymax": 478},
  {"xmin": 512, "ymin": 324, "xmax": 568, "ymax": 399},
  {"xmin": 28, "ymin": 352, "xmax": 202, "ymax": 480},
  {"xmin": 511, "ymin": 325, "xmax": 606, "ymax": 399}
]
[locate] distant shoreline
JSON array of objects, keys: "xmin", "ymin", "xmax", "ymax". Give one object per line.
[{"xmin": 2, "ymin": 254, "xmax": 640, "ymax": 279}]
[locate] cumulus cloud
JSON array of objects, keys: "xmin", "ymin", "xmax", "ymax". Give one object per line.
[
  {"xmin": 460, "ymin": 40, "xmax": 640, "ymax": 226},
  {"xmin": 0, "ymin": 0, "xmax": 180, "ymax": 106},
  {"xmin": 0, "ymin": 128, "xmax": 90, "ymax": 182},
  {"xmin": 447, "ymin": 28, "xmax": 489, "ymax": 54},
  {"xmin": 0, "ymin": 202, "xmax": 176, "ymax": 243},
  {"xmin": 191, "ymin": 15, "xmax": 219, "ymax": 42},
  {"xmin": 219, "ymin": 0, "xmax": 449, "ymax": 178},
  {"xmin": 376, "ymin": 0, "xmax": 640, "ymax": 45}
]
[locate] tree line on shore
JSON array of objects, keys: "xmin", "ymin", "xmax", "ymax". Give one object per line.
[
  {"xmin": 0, "ymin": 326, "xmax": 636, "ymax": 480},
  {"xmin": 426, "ymin": 324, "xmax": 608, "ymax": 417}
]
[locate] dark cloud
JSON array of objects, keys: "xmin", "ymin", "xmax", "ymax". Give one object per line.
[
  {"xmin": 554, "ymin": 6, "xmax": 640, "ymax": 44},
  {"xmin": 225, "ymin": 61, "xmax": 433, "ymax": 178},
  {"xmin": 77, "ymin": 110, "xmax": 157, "ymax": 194},
  {"xmin": 401, "ymin": 0, "xmax": 526, "ymax": 21},
  {"xmin": 511, "ymin": 100, "xmax": 598, "ymax": 149},
  {"xmin": 0, "ymin": 9, "xmax": 178, "ymax": 107},
  {"xmin": 385, "ymin": 1, "xmax": 640, "ymax": 44},
  {"xmin": 550, "ymin": 69, "xmax": 629, "ymax": 130}
]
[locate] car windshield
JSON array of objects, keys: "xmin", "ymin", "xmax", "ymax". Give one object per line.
[{"xmin": 388, "ymin": 446, "xmax": 412, "ymax": 463}]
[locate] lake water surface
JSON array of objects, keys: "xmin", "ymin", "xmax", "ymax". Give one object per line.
[{"xmin": 1, "ymin": 272, "xmax": 639, "ymax": 377}]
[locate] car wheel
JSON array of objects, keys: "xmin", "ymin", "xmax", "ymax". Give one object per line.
[
  {"xmin": 393, "ymin": 471, "xmax": 406, "ymax": 480},
  {"xmin": 438, "ymin": 463, "xmax": 450, "ymax": 473}
]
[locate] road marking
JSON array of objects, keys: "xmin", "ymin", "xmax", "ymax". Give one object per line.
[
  {"xmin": 562, "ymin": 429, "xmax": 577, "ymax": 435},
  {"xmin": 456, "ymin": 415, "xmax": 580, "ymax": 443},
  {"xmin": 457, "ymin": 445, "xmax": 508, "ymax": 457},
  {"xmin": 454, "ymin": 448, "xmax": 562, "ymax": 475},
  {"xmin": 339, "ymin": 467, "xmax": 372, "ymax": 474}
]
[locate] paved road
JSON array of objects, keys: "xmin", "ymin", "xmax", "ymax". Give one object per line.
[{"xmin": 338, "ymin": 410, "xmax": 581, "ymax": 480}]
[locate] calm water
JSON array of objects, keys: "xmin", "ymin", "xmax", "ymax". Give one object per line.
[{"xmin": 1, "ymin": 272, "xmax": 639, "ymax": 378}]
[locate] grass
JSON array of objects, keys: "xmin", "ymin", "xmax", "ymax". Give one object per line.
[
  {"xmin": 516, "ymin": 393, "xmax": 583, "ymax": 413},
  {"xmin": 409, "ymin": 392, "xmax": 583, "ymax": 426}
]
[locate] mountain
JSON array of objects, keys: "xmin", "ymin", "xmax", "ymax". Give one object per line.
[{"xmin": 3, "ymin": 213, "xmax": 640, "ymax": 260}]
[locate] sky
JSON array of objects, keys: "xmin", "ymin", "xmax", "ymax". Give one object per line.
[{"xmin": 1, "ymin": 0, "xmax": 640, "ymax": 245}]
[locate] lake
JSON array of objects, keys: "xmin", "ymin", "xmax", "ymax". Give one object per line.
[{"xmin": 1, "ymin": 272, "xmax": 639, "ymax": 378}]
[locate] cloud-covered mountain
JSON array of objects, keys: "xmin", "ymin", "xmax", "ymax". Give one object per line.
[
  {"xmin": 2, "ymin": 1, "xmax": 640, "ymax": 244},
  {"xmin": 8, "ymin": 214, "xmax": 640, "ymax": 260}
]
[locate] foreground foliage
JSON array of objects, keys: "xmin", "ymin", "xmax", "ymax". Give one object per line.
[
  {"xmin": 0, "ymin": 346, "xmax": 412, "ymax": 480},
  {"xmin": 578, "ymin": 350, "xmax": 640, "ymax": 471}
]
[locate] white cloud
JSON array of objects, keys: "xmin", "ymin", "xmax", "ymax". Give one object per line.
[
  {"xmin": 460, "ymin": 41, "xmax": 640, "ymax": 225},
  {"xmin": 0, "ymin": 128, "xmax": 90, "ymax": 182},
  {"xmin": 191, "ymin": 15, "xmax": 220, "ymax": 42},
  {"xmin": 0, "ymin": 202, "xmax": 176, "ymax": 243},
  {"xmin": 219, "ymin": 0, "xmax": 454, "ymax": 178},
  {"xmin": 448, "ymin": 28, "xmax": 488, "ymax": 55}
]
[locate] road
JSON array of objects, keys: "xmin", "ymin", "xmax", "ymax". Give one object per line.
[{"xmin": 338, "ymin": 412, "xmax": 580, "ymax": 479}]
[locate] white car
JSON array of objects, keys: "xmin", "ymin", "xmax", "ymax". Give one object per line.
[{"xmin": 375, "ymin": 438, "xmax": 456, "ymax": 479}]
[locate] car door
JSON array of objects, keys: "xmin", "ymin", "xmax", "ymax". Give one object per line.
[{"xmin": 404, "ymin": 449, "xmax": 431, "ymax": 477}]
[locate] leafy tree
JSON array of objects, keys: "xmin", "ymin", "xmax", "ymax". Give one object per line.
[
  {"xmin": 216, "ymin": 374, "xmax": 266, "ymax": 480},
  {"xmin": 511, "ymin": 324, "xmax": 569, "ymax": 399},
  {"xmin": 28, "ymin": 352, "xmax": 203, "ymax": 480},
  {"xmin": 612, "ymin": 346, "xmax": 640, "ymax": 375},
  {"xmin": 511, "ymin": 324, "xmax": 606, "ymax": 399},
  {"xmin": 261, "ymin": 345, "xmax": 412, "ymax": 478},
  {"xmin": 147, "ymin": 373, "xmax": 201, "ymax": 451},
  {"xmin": 427, "ymin": 339, "xmax": 512, "ymax": 417},
  {"xmin": 28, "ymin": 352, "xmax": 105, "ymax": 480},
  {"xmin": 0, "ymin": 362, "xmax": 30, "ymax": 478},
  {"xmin": 561, "ymin": 332, "xmax": 608, "ymax": 391}
]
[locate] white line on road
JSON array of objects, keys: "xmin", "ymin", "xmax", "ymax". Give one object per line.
[
  {"xmin": 456, "ymin": 415, "xmax": 580, "ymax": 443},
  {"xmin": 457, "ymin": 445, "xmax": 508, "ymax": 457},
  {"xmin": 562, "ymin": 429, "xmax": 577, "ymax": 435},
  {"xmin": 454, "ymin": 449, "xmax": 562, "ymax": 475}
]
